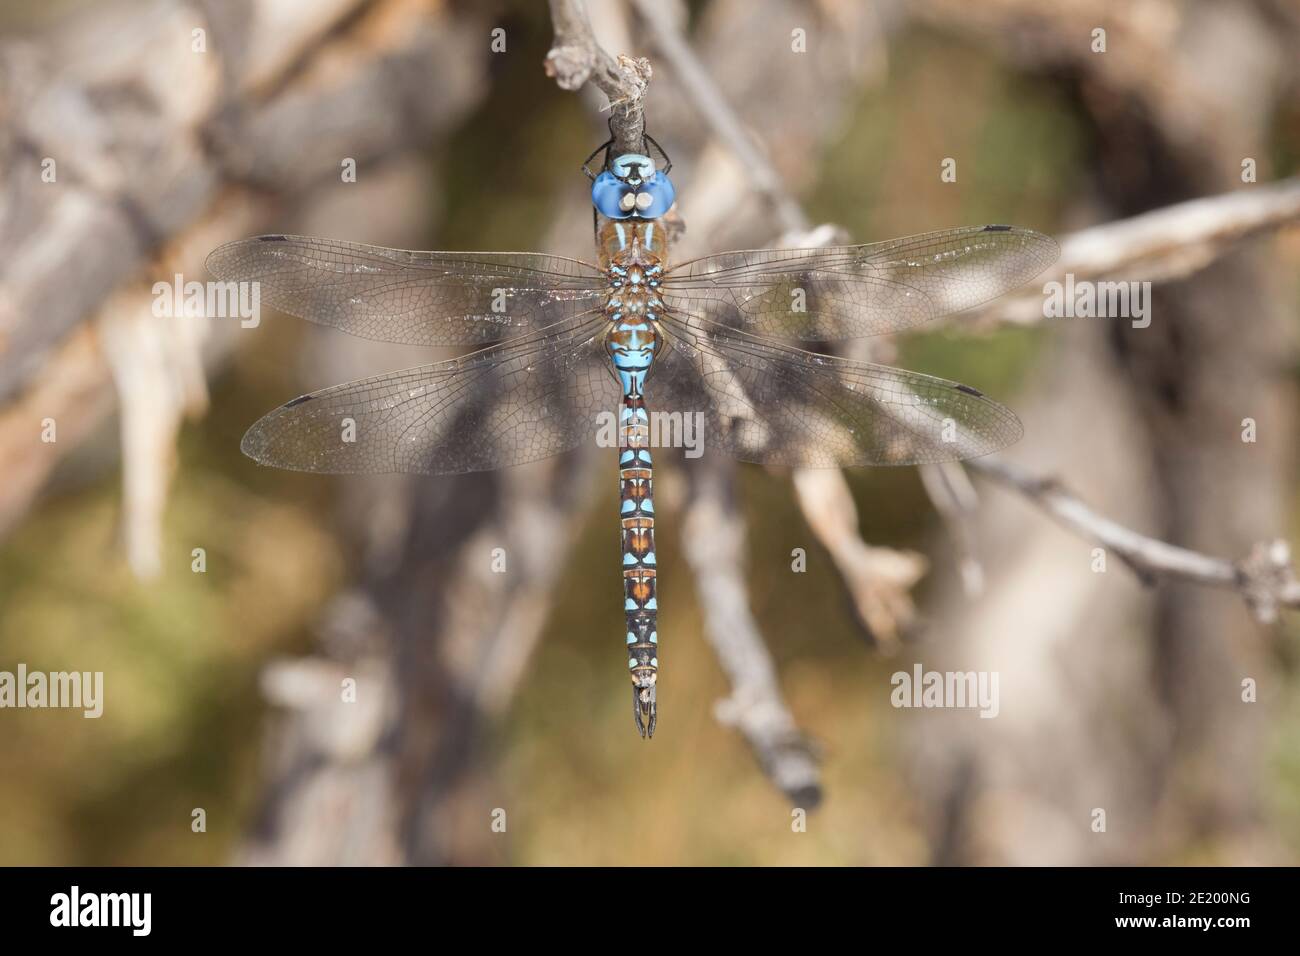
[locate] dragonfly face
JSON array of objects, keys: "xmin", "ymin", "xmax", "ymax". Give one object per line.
[
  {"xmin": 207, "ymin": 135, "xmax": 1058, "ymax": 739},
  {"xmin": 591, "ymin": 152, "xmax": 677, "ymax": 219}
]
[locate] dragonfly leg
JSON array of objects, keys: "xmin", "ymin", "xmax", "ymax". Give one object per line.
[
  {"xmin": 643, "ymin": 131, "xmax": 673, "ymax": 175},
  {"xmin": 580, "ymin": 133, "xmax": 614, "ymax": 180}
]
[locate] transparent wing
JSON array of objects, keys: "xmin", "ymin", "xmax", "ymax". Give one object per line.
[
  {"xmin": 206, "ymin": 235, "xmax": 608, "ymax": 346},
  {"xmin": 660, "ymin": 225, "xmax": 1058, "ymax": 341},
  {"xmin": 651, "ymin": 310, "xmax": 1022, "ymax": 467},
  {"xmin": 241, "ymin": 312, "xmax": 621, "ymax": 475}
]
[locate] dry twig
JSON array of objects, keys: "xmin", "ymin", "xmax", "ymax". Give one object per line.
[
  {"xmin": 970, "ymin": 457, "xmax": 1300, "ymax": 624},
  {"xmin": 682, "ymin": 459, "xmax": 822, "ymax": 806},
  {"xmin": 546, "ymin": 0, "xmax": 652, "ymax": 155},
  {"xmin": 967, "ymin": 177, "xmax": 1300, "ymax": 328}
]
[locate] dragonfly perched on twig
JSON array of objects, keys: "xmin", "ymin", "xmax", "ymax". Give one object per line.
[{"xmin": 207, "ymin": 136, "xmax": 1058, "ymax": 738}]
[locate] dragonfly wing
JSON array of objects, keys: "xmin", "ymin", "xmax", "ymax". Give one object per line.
[
  {"xmin": 241, "ymin": 313, "xmax": 621, "ymax": 475},
  {"xmin": 660, "ymin": 225, "xmax": 1058, "ymax": 341},
  {"xmin": 651, "ymin": 312, "xmax": 1022, "ymax": 467},
  {"xmin": 207, "ymin": 235, "xmax": 608, "ymax": 346}
]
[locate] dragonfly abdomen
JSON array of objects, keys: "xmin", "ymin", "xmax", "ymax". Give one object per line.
[
  {"xmin": 620, "ymin": 400, "xmax": 658, "ymax": 738},
  {"xmin": 606, "ymin": 260, "xmax": 663, "ymax": 737}
]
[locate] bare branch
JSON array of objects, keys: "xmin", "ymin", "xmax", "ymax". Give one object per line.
[
  {"xmin": 545, "ymin": 0, "xmax": 651, "ymax": 155},
  {"xmin": 792, "ymin": 469, "xmax": 928, "ymax": 650},
  {"xmin": 970, "ymin": 457, "xmax": 1300, "ymax": 624},
  {"xmin": 682, "ymin": 458, "xmax": 822, "ymax": 807},
  {"xmin": 96, "ymin": 278, "xmax": 209, "ymax": 579},
  {"xmin": 0, "ymin": 0, "xmax": 486, "ymax": 547},
  {"xmin": 970, "ymin": 176, "xmax": 1300, "ymax": 327},
  {"xmin": 917, "ymin": 461, "xmax": 985, "ymax": 598}
]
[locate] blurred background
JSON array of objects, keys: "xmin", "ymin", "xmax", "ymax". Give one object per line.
[{"xmin": 1, "ymin": 0, "xmax": 1299, "ymax": 866}]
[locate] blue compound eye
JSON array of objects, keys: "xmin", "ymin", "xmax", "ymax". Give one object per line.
[
  {"xmin": 591, "ymin": 168, "xmax": 676, "ymax": 220},
  {"xmin": 633, "ymin": 175, "xmax": 675, "ymax": 219},
  {"xmin": 592, "ymin": 171, "xmax": 634, "ymax": 219}
]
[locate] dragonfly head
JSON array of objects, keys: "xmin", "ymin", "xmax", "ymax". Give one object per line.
[{"xmin": 592, "ymin": 152, "xmax": 676, "ymax": 220}]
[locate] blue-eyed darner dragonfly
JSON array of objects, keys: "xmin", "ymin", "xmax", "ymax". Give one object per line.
[{"xmin": 207, "ymin": 138, "xmax": 1058, "ymax": 738}]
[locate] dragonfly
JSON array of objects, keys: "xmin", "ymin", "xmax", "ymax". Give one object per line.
[{"xmin": 207, "ymin": 136, "xmax": 1058, "ymax": 738}]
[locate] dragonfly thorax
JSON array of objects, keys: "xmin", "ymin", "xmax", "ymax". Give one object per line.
[
  {"xmin": 597, "ymin": 217, "xmax": 668, "ymax": 267},
  {"xmin": 605, "ymin": 252, "xmax": 662, "ymax": 398},
  {"xmin": 601, "ymin": 224, "xmax": 667, "ymax": 381}
]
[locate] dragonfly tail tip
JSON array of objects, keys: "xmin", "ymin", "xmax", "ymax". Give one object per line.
[{"xmin": 633, "ymin": 684, "xmax": 656, "ymax": 738}]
